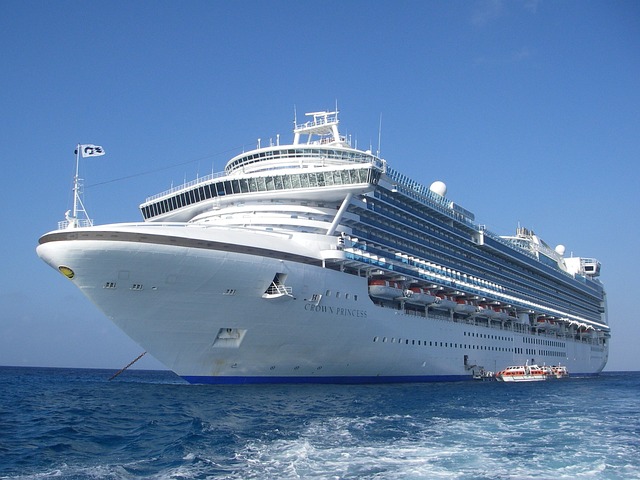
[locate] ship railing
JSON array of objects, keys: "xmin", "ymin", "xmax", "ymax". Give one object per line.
[
  {"xmin": 145, "ymin": 150, "xmax": 385, "ymax": 204},
  {"xmin": 385, "ymin": 169, "xmax": 476, "ymax": 228},
  {"xmin": 264, "ymin": 283, "xmax": 293, "ymax": 296},
  {"xmin": 145, "ymin": 171, "xmax": 227, "ymax": 202},
  {"xmin": 226, "ymin": 148, "xmax": 385, "ymax": 176},
  {"xmin": 295, "ymin": 112, "xmax": 338, "ymax": 130},
  {"xmin": 57, "ymin": 218, "xmax": 93, "ymax": 230}
]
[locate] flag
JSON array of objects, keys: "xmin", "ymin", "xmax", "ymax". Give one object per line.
[{"xmin": 79, "ymin": 144, "xmax": 106, "ymax": 158}]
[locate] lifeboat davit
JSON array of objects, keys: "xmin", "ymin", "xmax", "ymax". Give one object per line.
[
  {"xmin": 404, "ymin": 287, "xmax": 438, "ymax": 306},
  {"xmin": 368, "ymin": 279, "xmax": 404, "ymax": 300}
]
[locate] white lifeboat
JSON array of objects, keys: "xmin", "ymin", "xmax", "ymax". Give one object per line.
[
  {"xmin": 404, "ymin": 287, "xmax": 439, "ymax": 306},
  {"xmin": 478, "ymin": 305, "xmax": 502, "ymax": 319},
  {"xmin": 454, "ymin": 298, "xmax": 479, "ymax": 315},
  {"xmin": 368, "ymin": 280, "xmax": 404, "ymax": 300},
  {"xmin": 433, "ymin": 294, "xmax": 457, "ymax": 310},
  {"xmin": 536, "ymin": 317, "xmax": 560, "ymax": 331}
]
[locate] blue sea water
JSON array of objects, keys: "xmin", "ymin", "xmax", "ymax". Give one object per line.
[{"xmin": 0, "ymin": 367, "xmax": 638, "ymax": 479}]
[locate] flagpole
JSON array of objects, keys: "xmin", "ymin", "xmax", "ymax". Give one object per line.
[
  {"xmin": 72, "ymin": 143, "xmax": 80, "ymax": 226},
  {"xmin": 62, "ymin": 143, "xmax": 102, "ymax": 230}
]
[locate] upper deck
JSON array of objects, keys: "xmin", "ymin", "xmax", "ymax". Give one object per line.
[
  {"xmin": 139, "ymin": 111, "xmax": 385, "ymax": 221},
  {"xmin": 137, "ymin": 110, "xmax": 603, "ymax": 298},
  {"xmin": 224, "ymin": 110, "xmax": 383, "ymax": 175}
]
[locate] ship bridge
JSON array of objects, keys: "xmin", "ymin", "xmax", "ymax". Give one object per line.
[{"xmin": 293, "ymin": 111, "xmax": 345, "ymax": 146}]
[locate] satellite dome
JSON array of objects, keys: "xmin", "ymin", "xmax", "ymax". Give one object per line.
[
  {"xmin": 429, "ymin": 181, "xmax": 447, "ymax": 197},
  {"xmin": 555, "ymin": 244, "xmax": 566, "ymax": 256}
]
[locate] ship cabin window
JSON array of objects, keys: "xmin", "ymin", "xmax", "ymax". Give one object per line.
[
  {"xmin": 354, "ymin": 295, "xmax": 358, "ymax": 301},
  {"xmin": 326, "ymin": 290, "xmax": 331, "ymax": 296}
]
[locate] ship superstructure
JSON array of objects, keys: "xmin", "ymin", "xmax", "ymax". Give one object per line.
[{"xmin": 37, "ymin": 110, "xmax": 609, "ymax": 383}]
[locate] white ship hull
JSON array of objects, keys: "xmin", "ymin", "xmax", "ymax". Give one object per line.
[
  {"xmin": 37, "ymin": 224, "xmax": 608, "ymax": 384},
  {"xmin": 38, "ymin": 110, "xmax": 609, "ymax": 384}
]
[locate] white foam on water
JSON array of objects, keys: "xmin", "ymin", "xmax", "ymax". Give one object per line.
[
  {"xmin": 211, "ymin": 414, "xmax": 640, "ymax": 480},
  {"xmin": 8, "ymin": 411, "xmax": 637, "ymax": 480}
]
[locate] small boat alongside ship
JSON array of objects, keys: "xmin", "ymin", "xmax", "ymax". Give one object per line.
[{"xmin": 495, "ymin": 363, "xmax": 569, "ymax": 382}]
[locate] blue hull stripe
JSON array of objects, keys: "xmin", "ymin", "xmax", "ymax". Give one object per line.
[
  {"xmin": 181, "ymin": 372, "xmax": 601, "ymax": 385},
  {"xmin": 181, "ymin": 374, "xmax": 470, "ymax": 385}
]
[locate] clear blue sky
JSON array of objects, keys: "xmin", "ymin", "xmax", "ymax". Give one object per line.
[{"xmin": 1, "ymin": 1, "xmax": 638, "ymax": 371}]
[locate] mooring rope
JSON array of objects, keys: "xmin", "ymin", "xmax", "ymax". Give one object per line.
[{"xmin": 108, "ymin": 351, "xmax": 147, "ymax": 381}]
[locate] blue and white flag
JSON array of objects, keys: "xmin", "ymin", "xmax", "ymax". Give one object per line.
[{"xmin": 80, "ymin": 144, "xmax": 106, "ymax": 158}]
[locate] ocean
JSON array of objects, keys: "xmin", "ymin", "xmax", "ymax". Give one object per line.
[{"xmin": 0, "ymin": 367, "xmax": 638, "ymax": 479}]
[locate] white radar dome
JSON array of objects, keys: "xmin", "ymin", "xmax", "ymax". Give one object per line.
[
  {"xmin": 429, "ymin": 181, "xmax": 447, "ymax": 197},
  {"xmin": 555, "ymin": 244, "xmax": 566, "ymax": 256}
]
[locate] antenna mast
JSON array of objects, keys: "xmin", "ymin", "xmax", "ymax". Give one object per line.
[{"xmin": 377, "ymin": 113, "xmax": 382, "ymax": 157}]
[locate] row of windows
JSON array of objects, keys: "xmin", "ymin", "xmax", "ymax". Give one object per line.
[
  {"xmin": 322, "ymin": 289, "xmax": 358, "ymax": 301},
  {"xmin": 372, "ymin": 336, "xmax": 514, "ymax": 352},
  {"xmin": 531, "ymin": 349, "xmax": 567, "ymax": 358},
  {"xmin": 523, "ymin": 337, "xmax": 565, "ymax": 348},
  {"xmin": 226, "ymin": 147, "xmax": 381, "ymax": 174},
  {"xmin": 463, "ymin": 331, "xmax": 511, "ymax": 342},
  {"xmin": 372, "ymin": 337, "xmax": 567, "ymax": 358},
  {"xmin": 142, "ymin": 167, "xmax": 379, "ymax": 219}
]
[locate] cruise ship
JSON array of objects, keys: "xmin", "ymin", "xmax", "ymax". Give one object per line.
[{"xmin": 37, "ymin": 110, "xmax": 610, "ymax": 383}]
